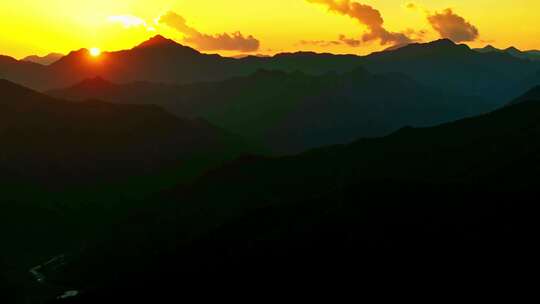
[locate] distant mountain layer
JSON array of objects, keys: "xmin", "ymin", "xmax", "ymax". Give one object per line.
[
  {"xmin": 45, "ymin": 83, "xmax": 540, "ymax": 302},
  {"xmin": 21, "ymin": 53, "xmax": 63, "ymax": 65},
  {"xmin": 48, "ymin": 69, "xmax": 492, "ymax": 154},
  {"xmin": 2, "ymin": 36, "xmax": 539, "ymax": 105},
  {"xmin": 0, "ymin": 79, "xmax": 253, "ymax": 185},
  {"xmin": 361, "ymin": 39, "xmax": 540, "ymax": 103},
  {"xmin": 475, "ymin": 45, "xmax": 540, "ymax": 61}
]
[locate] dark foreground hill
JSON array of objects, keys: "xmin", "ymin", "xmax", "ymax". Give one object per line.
[
  {"xmin": 0, "ymin": 79, "xmax": 259, "ymax": 303},
  {"xmin": 42, "ymin": 89, "xmax": 540, "ymax": 302},
  {"xmin": 48, "ymin": 69, "xmax": 491, "ymax": 154}
]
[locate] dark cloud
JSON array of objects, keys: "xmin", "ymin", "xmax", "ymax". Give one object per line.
[
  {"xmin": 427, "ymin": 9, "xmax": 479, "ymax": 43},
  {"xmin": 159, "ymin": 11, "xmax": 260, "ymax": 52},
  {"xmin": 307, "ymin": 0, "xmax": 413, "ymax": 46}
]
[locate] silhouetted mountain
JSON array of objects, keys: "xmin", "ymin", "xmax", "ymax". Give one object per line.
[
  {"xmin": 476, "ymin": 44, "xmax": 540, "ymax": 61},
  {"xmin": 4, "ymin": 36, "xmax": 537, "ymax": 102},
  {"xmin": 364, "ymin": 39, "xmax": 540, "ymax": 103},
  {"xmin": 0, "ymin": 35, "xmax": 365, "ymax": 91},
  {"xmin": 22, "ymin": 53, "xmax": 64, "ymax": 65},
  {"xmin": 44, "ymin": 87, "xmax": 540, "ymax": 303},
  {"xmin": 48, "ymin": 69, "xmax": 491, "ymax": 154},
  {"xmin": 0, "ymin": 79, "xmax": 253, "ymax": 184},
  {"xmin": 133, "ymin": 35, "xmax": 187, "ymax": 50}
]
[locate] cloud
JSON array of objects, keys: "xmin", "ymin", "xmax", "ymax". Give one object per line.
[
  {"xmin": 338, "ymin": 35, "xmax": 361, "ymax": 47},
  {"xmin": 299, "ymin": 35, "xmax": 361, "ymax": 48},
  {"xmin": 159, "ymin": 11, "xmax": 260, "ymax": 52},
  {"xmin": 403, "ymin": 28, "xmax": 429, "ymax": 40},
  {"xmin": 306, "ymin": 0, "xmax": 413, "ymax": 46},
  {"xmin": 427, "ymin": 9, "xmax": 479, "ymax": 42},
  {"xmin": 405, "ymin": 2, "xmax": 418, "ymax": 10},
  {"xmin": 108, "ymin": 15, "xmax": 155, "ymax": 31},
  {"xmin": 299, "ymin": 39, "xmax": 342, "ymax": 47}
]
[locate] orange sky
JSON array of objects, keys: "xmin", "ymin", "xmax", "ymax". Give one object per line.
[{"xmin": 1, "ymin": 0, "xmax": 539, "ymax": 58}]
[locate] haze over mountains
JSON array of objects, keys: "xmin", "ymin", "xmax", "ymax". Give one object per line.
[
  {"xmin": 21, "ymin": 53, "xmax": 64, "ymax": 66},
  {"xmin": 49, "ymin": 68, "xmax": 490, "ymax": 154}
]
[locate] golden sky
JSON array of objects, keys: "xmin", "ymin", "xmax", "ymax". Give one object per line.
[{"xmin": 1, "ymin": 0, "xmax": 539, "ymax": 58}]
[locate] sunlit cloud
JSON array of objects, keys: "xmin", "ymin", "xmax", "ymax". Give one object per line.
[
  {"xmin": 299, "ymin": 39, "xmax": 341, "ymax": 47},
  {"xmin": 306, "ymin": 0, "xmax": 413, "ymax": 46},
  {"xmin": 299, "ymin": 34, "xmax": 361, "ymax": 48},
  {"xmin": 108, "ymin": 15, "xmax": 156, "ymax": 31},
  {"xmin": 427, "ymin": 9, "xmax": 479, "ymax": 43},
  {"xmin": 158, "ymin": 11, "xmax": 260, "ymax": 52}
]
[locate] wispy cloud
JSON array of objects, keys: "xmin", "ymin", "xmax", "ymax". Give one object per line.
[
  {"xmin": 108, "ymin": 15, "xmax": 156, "ymax": 31},
  {"xmin": 299, "ymin": 35, "xmax": 361, "ymax": 48},
  {"xmin": 299, "ymin": 39, "xmax": 341, "ymax": 47},
  {"xmin": 158, "ymin": 11, "xmax": 260, "ymax": 52}
]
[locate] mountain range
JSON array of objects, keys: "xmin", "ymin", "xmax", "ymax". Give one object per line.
[
  {"xmin": 2, "ymin": 35, "xmax": 540, "ymax": 303},
  {"xmin": 41, "ymin": 82, "xmax": 540, "ymax": 302},
  {"xmin": 362, "ymin": 39, "xmax": 540, "ymax": 103},
  {"xmin": 1, "ymin": 36, "xmax": 538, "ymax": 106},
  {"xmin": 48, "ymin": 68, "xmax": 491, "ymax": 154}
]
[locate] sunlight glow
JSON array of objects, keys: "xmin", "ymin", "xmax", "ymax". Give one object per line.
[
  {"xmin": 0, "ymin": 0, "xmax": 539, "ymax": 58},
  {"xmin": 89, "ymin": 47, "xmax": 101, "ymax": 57}
]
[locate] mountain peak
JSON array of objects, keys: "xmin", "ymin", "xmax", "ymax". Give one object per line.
[
  {"xmin": 481, "ymin": 45, "xmax": 498, "ymax": 51},
  {"xmin": 372, "ymin": 38, "xmax": 470, "ymax": 58},
  {"xmin": 133, "ymin": 35, "xmax": 202, "ymax": 56},
  {"xmin": 427, "ymin": 39, "xmax": 458, "ymax": 48},
  {"xmin": 505, "ymin": 46, "xmax": 521, "ymax": 54},
  {"xmin": 136, "ymin": 35, "xmax": 183, "ymax": 49}
]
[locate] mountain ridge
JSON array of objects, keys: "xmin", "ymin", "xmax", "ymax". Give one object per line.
[
  {"xmin": 1, "ymin": 35, "xmax": 537, "ymax": 102},
  {"xmin": 48, "ymin": 67, "xmax": 492, "ymax": 154},
  {"xmin": 22, "ymin": 53, "xmax": 63, "ymax": 65},
  {"xmin": 475, "ymin": 44, "xmax": 540, "ymax": 61}
]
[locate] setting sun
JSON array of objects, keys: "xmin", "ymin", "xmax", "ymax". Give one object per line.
[{"xmin": 89, "ymin": 47, "xmax": 101, "ymax": 57}]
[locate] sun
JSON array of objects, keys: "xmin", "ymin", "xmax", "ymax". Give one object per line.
[{"xmin": 89, "ymin": 47, "xmax": 101, "ymax": 57}]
